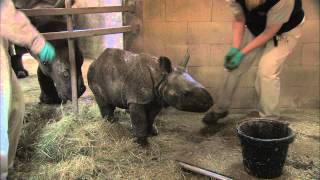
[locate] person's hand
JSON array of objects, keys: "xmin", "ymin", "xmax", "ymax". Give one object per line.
[
  {"xmin": 38, "ymin": 41, "xmax": 56, "ymax": 63},
  {"xmin": 224, "ymin": 47, "xmax": 239, "ymax": 68},
  {"xmin": 225, "ymin": 51, "xmax": 245, "ymax": 70}
]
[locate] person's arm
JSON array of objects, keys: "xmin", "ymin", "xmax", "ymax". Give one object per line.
[
  {"xmin": 1, "ymin": 0, "xmax": 56, "ymax": 62},
  {"xmin": 240, "ymin": 23, "xmax": 282, "ymax": 55},
  {"xmin": 226, "ymin": 24, "xmax": 282, "ymax": 70},
  {"xmin": 0, "ymin": 0, "xmax": 45, "ymax": 54},
  {"xmin": 240, "ymin": 0, "xmax": 294, "ymax": 55},
  {"xmin": 224, "ymin": 0, "xmax": 246, "ymax": 68},
  {"xmin": 225, "ymin": 0, "xmax": 295, "ymax": 71},
  {"xmin": 232, "ymin": 14, "xmax": 246, "ymax": 49}
]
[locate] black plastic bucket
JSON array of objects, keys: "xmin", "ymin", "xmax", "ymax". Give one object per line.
[{"xmin": 236, "ymin": 118, "xmax": 295, "ymax": 179}]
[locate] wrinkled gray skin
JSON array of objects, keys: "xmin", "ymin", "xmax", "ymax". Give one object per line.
[
  {"xmin": 88, "ymin": 48, "xmax": 213, "ymax": 146},
  {"xmin": 12, "ymin": 21, "xmax": 86, "ymax": 104},
  {"xmin": 10, "ymin": 0, "xmax": 86, "ymax": 104},
  {"xmin": 10, "ymin": 0, "xmax": 67, "ymax": 79},
  {"xmin": 35, "ymin": 21, "xmax": 86, "ymax": 103}
]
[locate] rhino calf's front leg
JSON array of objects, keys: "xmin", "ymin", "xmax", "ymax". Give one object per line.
[
  {"xmin": 147, "ymin": 105, "xmax": 162, "ymax": 136},
  {"xmin": 129, "ymin": 104, "xmax": 149, "ymax": 146}
]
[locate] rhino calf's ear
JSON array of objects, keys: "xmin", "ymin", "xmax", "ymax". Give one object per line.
[{"xmin": 159, "ymin": 56, "xmax": 172, "ymax": 73}]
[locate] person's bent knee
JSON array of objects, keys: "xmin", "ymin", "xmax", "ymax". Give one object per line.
[{"xmin": 258, "ymin": 66, "xmax": 280, "ymax": 80}]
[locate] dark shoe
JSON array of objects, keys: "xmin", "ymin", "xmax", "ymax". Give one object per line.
[{"xmin": 202, "ymin": 111, "xmax": 229, "ymax": 125}]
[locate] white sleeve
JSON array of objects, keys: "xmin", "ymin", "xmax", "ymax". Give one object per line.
[{"xmin": 0, "ymin": 0, "xmax": 45, "ymax": 54}]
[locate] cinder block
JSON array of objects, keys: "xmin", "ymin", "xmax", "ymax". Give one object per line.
[
  {"xmin": 281, "ymin": 66, "xmax": 319, "ymax": 88},
  {"xmin": 165, "ymin": 22, "xmax": 188, "ymax": 44},
  {"xmin": 166, "ymin": 44, "xmax": 211, "ymax": 67},
  {"xmin": 280, "ymin": 85, "xmax": 320, "ymax": 108},
  {"xmin": 280, "ymin": 67, "xmax": 303, "ymax": 87},
  {"xmin": 143, "ymin": 22, "xmax": 188, "ymax": 44},
  {"xmin": 303, "ymin": 0, "xmax": 320, "ymax": 20},
  {"xmin": 143, "ymin": 22, "xmax": 167, "ymax": 43},
  {"xmin": 166, "ymin": 0, "xmax": 212, "ymax": 22},
  {"xmin": 143, "ymin": 0, "xmax": 165, "ymax": 22},
  {"xmin": 211, "ymin": 44, "xmax": 231, "ymax": 66},
  {"xmin": 188, "ymin": 66, "xmax": 227, "ymax": 88},
  {"xmin": 302, "ymin": 43, "xmax": 320, "ymax": 66},
  {"xmin": 310, "ymin": 85, "xmax": 320, "ymax": 108},
  {"xmin": 212, "ymin": 0, "xmax": 234, "ymax": 22},
  {"xmin": 301, "ymin": 20, "xmax": 320, "ymax": 43},
  {"xmin": 299, "ymin": 85, "xmax": 320, "ymax": 108},
  {"xmin": 188, "ymin": 22, "xmax": 232, "ymax": 44},
  {"xmin": 143, "ymin": 40, "xmax": 166, "ymax": 57},
  {"xmin": 286, "ymin": 43, "xmax": 302, "ymax": 66},
  {"xmin": 231, "ymin": 87, "xmax": 255, "ymax": 109},
  {"xmin": 187, "ymin": 0, "xmax": 212, "ymax": 22},
  {"xmin": 165, "ymin": 0, "xmax": 189, "ymax": 21},
  {"xmin": 280, "ymin": 86, "xmax": 300, "ymax": 108},
  {"xmin": 165, "ymin": 44, "xmax": 188, "ymax": 65},
  {"xmin": 300, "ymin": 67, "xmax": 319, "ymax": 87},
  {"xmin": 315, "ymin": 68, "xmax": 320, "ymax": 84},
  {"xmin": 188, "ymin": 44, "xmax": 211, "ymax": 66}
]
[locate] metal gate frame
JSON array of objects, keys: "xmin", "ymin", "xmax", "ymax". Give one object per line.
[{"xmin": 21, "ymin": 0, "xmax": 138, "ymax": 114}]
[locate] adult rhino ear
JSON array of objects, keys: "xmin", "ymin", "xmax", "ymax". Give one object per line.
[{"xmin": 159, "ymin": 56, "xmax": 173, "ymax": 73}]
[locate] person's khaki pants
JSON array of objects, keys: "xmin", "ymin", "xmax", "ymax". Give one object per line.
[
  {"xmin": 0, "ymin": 38, "xmax": 24, "ymax": 178},
  {"xmin": 213, "ymin": 24, "xmax": 303, "ymax": 118}
]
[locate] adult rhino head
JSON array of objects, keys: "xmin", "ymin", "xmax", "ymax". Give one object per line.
[{"xmin": 36, "ymin": 21, "xmax": 86, "ymax": 103}]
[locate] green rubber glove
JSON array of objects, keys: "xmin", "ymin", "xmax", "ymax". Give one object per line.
[
  {"xmin": 224, "ymin": 47, "xmax": 239, "ymax": 68},
  {"xmin": 38, "ymin": 42, "xmax": 56, "ymax": 63},
  {"xmin": 226, "ymin": 51, "xmax": 245, "ymax": 71}
]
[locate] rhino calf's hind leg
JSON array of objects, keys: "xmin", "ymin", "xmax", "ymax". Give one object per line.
[
  {"xmin": 92, "ymin": 91, "xmax": 116, "ymax": 122},
  {"xmin": 129, "ymin": 104, "xmax": 149, "ymax": 146},
  {"xmin": 99, "ymin": 103, "xmax": 116, "ymax": 123}
]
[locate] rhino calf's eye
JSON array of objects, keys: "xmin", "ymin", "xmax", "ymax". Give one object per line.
[{"xmin": 63, "ymin": 71, "xmax": 69, "ymax": 78}]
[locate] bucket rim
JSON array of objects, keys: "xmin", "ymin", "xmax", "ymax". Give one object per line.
[{"xmin": 236, "ymin": 118, "xmax": 296, "ymax": 143}]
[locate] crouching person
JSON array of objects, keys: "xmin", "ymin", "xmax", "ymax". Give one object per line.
[
  {"xmin": 203, "ymin": 0, "xmax": 305, "ymax": 124},
  {"xmin": 0, "ymin": 0, "xmax": 56, "ymax": 178}
]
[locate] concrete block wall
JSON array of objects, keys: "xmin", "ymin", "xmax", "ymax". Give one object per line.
[{"xmin": 127, "ymin": 0, "xmax": 319, "ymax": 109}]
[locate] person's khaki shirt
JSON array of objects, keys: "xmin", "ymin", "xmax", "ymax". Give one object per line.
[{"xmin": 227, "ymin": 0, "xmax": 295, "ymax": 26}]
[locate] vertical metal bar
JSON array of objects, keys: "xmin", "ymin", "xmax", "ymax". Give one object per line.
[{"xmin": 65, "ymin": 0, "xmax": 78, "ymax": 114}]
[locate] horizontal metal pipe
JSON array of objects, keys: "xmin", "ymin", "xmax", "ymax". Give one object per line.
[
  {"xmin": 178, "ymin": 161, "xmax": 234, "ymax": 180},
  {"xmin": 21, "ymin": 5, "xmax": 134, "ymax": 16},
  {"xmin": 42, "ymin": 26, "xmax": 132, "ymax": 40}
]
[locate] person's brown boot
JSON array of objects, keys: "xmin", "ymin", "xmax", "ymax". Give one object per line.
[{"xmin": 202, "ymin": 111, "xmax": 229, "ymax": 125}]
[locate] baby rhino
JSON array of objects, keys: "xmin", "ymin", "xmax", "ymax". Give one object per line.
[{"xmin": 88, "ymin": 48, "xmax": 213, "ymax": 145}]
